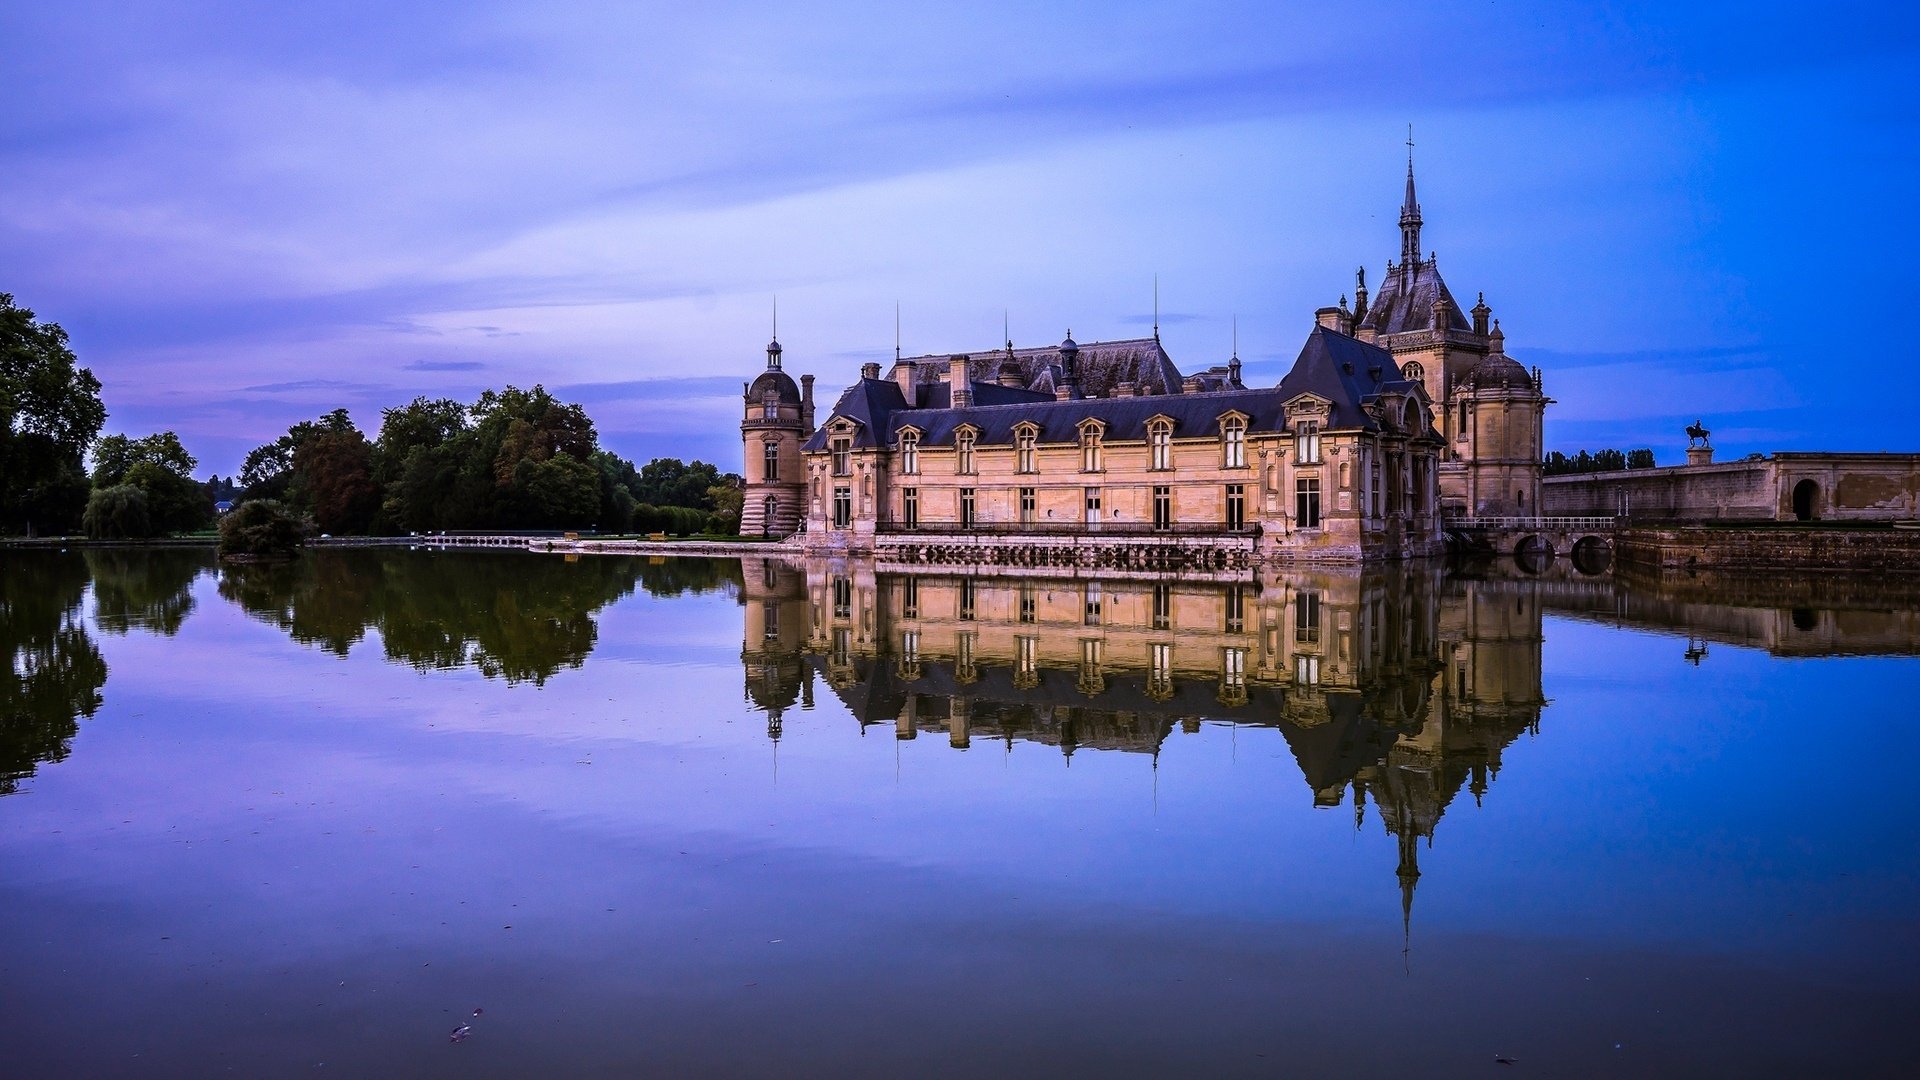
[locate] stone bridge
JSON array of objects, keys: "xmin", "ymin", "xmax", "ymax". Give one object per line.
[{"xmin": 1445, "ymin": 516, "xmax": 1619, "ymax": 575}]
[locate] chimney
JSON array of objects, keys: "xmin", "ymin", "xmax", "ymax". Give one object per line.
[
  {"xmin": 861, "ymin": 362, "xmax": 881, "ymax": 380},
  {"xmin": 1315, "ymin": 306, "xmax": 1346, "ymax": 332},
  {"xmin": 1055, "ymin": 384, "xmax": 1073, "ymax": 401},
  {"xmin": 893, "ymin": 359, "xmax": 917, "ymax": 406},
  {"xmin": 949, "ymin": 354, "xmax": 972, "ymax": 409},
  {"xmin": 1181, "ymin": 375, "xmax": 1204, "ymax": 394},
  {"xmin": 1113, "ymin": 381, "xmax": 1135, "ymax": 398},
  {"xmin": 800, "ymin": 374, "xmax": 815, "ymax": 430}
]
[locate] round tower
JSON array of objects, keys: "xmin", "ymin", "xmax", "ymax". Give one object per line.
[
  {"xmin": 1453, "ymin": 321, "xmax": 1547, "ymax": 516},
  {"xmin": 740, "ymin": 336, "xmax": 812, "ymax": 537}
]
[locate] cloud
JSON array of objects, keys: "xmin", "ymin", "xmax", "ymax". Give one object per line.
[
  {"xmin": 404, "ymin": 359, "xmax": 485, "ymax": 371},
  {"xmin": 239, "ymin": 378, "xmax": 387, "ymax": 394}
]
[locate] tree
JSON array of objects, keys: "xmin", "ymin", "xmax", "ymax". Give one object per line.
[
  {"xmin": 632, "ymin": 458, "xmax": 737, "ymax": 509},
  {"xmin": 82, "ymin": 484, "xmax": 151, "ymax": 539},
  {"xmin": 91, "ymin": 431, "xmax": 196, "ymax": 486},
  {"xmin": 1, "ymin": 293, "xmax": 106, "ymax": 535},
  {"xmin": 293, "ymin": 429, "xmax": 379, "ymax": 534},
  {"xmin": 1627, "ymin": 448, "xmax": 1657, "ymax": 470},
  {"xmin": 90, "ymin": 431, "xmax": 212, "ymax": 534},
  {"xmin": 218, "ymin": 499, "xmax": 306, "ymax": 558},
  {"xmin": 240, "ymin": 408, "xmax": 356, "ymax": 501}
]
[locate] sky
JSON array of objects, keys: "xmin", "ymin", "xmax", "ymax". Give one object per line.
[{"xmin": 4, "ymin": 0, "xmax": 1917, "ymax": 475}]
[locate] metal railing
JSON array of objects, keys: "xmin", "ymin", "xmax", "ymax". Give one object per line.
[
  {"xmin": 1446, "ymin": 516, "xmax": 1619, "ymax": 531},
  {"xmin": 874, "ymin": 521, "xmax": 1260, "ymax": 538}
]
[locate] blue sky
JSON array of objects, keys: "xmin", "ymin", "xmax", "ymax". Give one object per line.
[{"xmin": 4, "ymin": 0, "xmax": 1916, "ymax": 474}]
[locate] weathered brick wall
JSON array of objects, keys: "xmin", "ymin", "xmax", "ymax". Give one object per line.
[{"xmin": 1616, "ymin": 525, "xmax": 1920, "ymax": 574}]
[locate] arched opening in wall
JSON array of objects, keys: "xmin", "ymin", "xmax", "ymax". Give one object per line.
[
  {"xmin": 1514, "ymin": 534, "xmax": 1553, "ymax": 574},
  {"xmin": 1792, "ymin": 479, "xmax": 1820, "ymax": 521},
  {"xmin": 1571, "ymin": 536, "xmax": 1612, "ymax": 575},
  {"xmin": 1791, "ymin": 608, "xmax": 1819, "ymax": 631}
]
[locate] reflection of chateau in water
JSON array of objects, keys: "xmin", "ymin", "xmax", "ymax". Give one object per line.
[{"xmin": 741, "ymin": 556, "xmax": 1549, "ymax": 924}]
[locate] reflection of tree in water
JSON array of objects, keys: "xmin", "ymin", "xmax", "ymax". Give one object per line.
[
  {"xmin": 218, "ymin": 550, "xmax": 648, "ymax": 685},
  {"xmin": 635, "ymin": 557, "xmax": 742, "ymax": 599},
  {"xmin": 1, "ymin": 553, "xmax": 108, "ymax": 795},
  {"xmin": 85, "ymin": 548, "xmax": 215, "ymax": 636}
]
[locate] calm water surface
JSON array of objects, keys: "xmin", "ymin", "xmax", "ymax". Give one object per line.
[{"xmin": 1, "ymin": 548, "xmax": 1914, "ymax": 1078}]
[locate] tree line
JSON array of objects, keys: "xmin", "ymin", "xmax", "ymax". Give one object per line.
[
  {"xmin": 2, "ymin": 292, "xmax": 742, "ymax": 539},
  {"xmin": 1542, "ymin": 448, "xmax": 1657, "ymax": 476}
]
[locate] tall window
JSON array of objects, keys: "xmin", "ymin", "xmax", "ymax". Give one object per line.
[
  {"xmin": 1152, "ymin": 485, "xmax": 1172, "ymax": 530},
  {"xmin": 1221, "ymin": 647, "xmax": 1248, "ymax": 703},
  {"xmin": 1295, "ymin": 477, "xmax": 1321, "ymax": 528},
  {"xmin": 1224, "ymin": 585, "xmax": 1245, "ymax": 632},
  {"xmin": 1296, "ymin": 420, "xmax": 1321, "ymax": 464},
  {"xmin": 763, "ymin": 440, "xmax": 780, "ymax": 481},
  {"xmin": 958, "ymin": 578, "xmax": 976, "ymax": 621},
  {"xmin": 1018, "ymin": 585, "xmax": 1036, "ymax": 623},
  {"xmin": 763, "ymin": 600, "xmax": 779, "ymax": 638},
  {"xmin": 1148, "ymin": 643, "xmax": 1174, "ymax": 700},
  {"xmin": 957, "ymin": 430, "xmax": 976, "ymax": 474},
  {"xmin": 1457, "ymin": 402, "xmax": 1469, "ymax": 438},
  {"xmin": 1148, "ymin": 420, "xmax": 1172, "ymax": 470},
  {"xmin": 1295, "ymin": 653, "xmax": 1320, "ymax": 685},
  {"xmin": 1225, "ymin": 484, "xmax": 1246, "ymax": 530},
  {"xmin": 956, "ymin": 631, "xmax": 977, "ymax": 682},
  {"xmin": 1084, "ymin": 486, "xmax": 1101, "ymax": 524},
  {"xmin": 1016, "ymin": 428, "xmax": 1037, "ymax": 473},
  {"xmin": 831, "ymin": 438, "xmax": 851, "ymax": 476},
  {"xmin": 1152, "ymin": 584, "xmax": 1172, "ymax": 631},
  {"xmin": 833, "ymin": 485, "xmax": 852, "ymax": 529},
  {"xmin": 1083, "ymin": 583, "xmax": 1102, "ymax": 626},
  {"xmin": 902, "ymin": 487, "xmax": 918, "ymax": 529},
  {"xmin": 1080, "ymin": 427, "xmax": 1102, "ymax": 471},
  {"xmin": 1295, "ymin": 591, "xmax": 1321, "ymax": 643},
  {"xmin": 901, "ymin": 577, "xmax": 919, "ymax": 620},
  {"xmin": 960, "ymin": 488, "xmax": 976, "ymax": 528},
  {"xmin": 832, "ymin": 576, "xmax": 852, "ymax": 618},
  {"xmin": 1371, "ymin": 461, "xmax": 1382, "ymax": 518},
  {"xmin": 899, "ymin": 431, "xmax": 919, "ymax": 475},
  {"xmin": 1019, "ymin": 486, "xmax": 1036, "ymax": 524},
  {"xmin": 1222, "ymin": 417, "xmax": 1246, "ymax": 468}
]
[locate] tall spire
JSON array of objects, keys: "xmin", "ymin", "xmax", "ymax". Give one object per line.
[
  {"xmin": 1152, "ymin": 274, "xmax": 1160, "ymax": 341},
  {"xmin": 894, "ymin": 302, "xmax": 901, "ymax": 363},
  {"xmin": 1400, "ymin": 125, "xmax": 1423, "ymax": 270},
  {"xmin": 766, "ymin": 295, "xmax": 782, "ymax": 369}
]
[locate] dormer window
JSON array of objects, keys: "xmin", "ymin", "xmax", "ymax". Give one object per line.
[
  {"xmin": 956, "ymin": 428, "xmax": 977, "ymax": 474},
  {"xmin": 1148, "ymin": 419, "xmax": 1173, "ymax": 471},
  {"xmin": 1015, "ymin": 425, "xmax": 1038, "ymax": 474},
  {"xmin": 1079, "ymin": 423, "xmax": 1103, "ymax": 472},
  {"xmin": 1220, "ymin": 415, "xmax": 1247, "ymax": 468},
  {"xmin": 1296, "ymin": 419, "xmax": 1321, "ymax": 464},
  {"xmin": 899, "ymin": 430, "xmax": 920, "ymax": 475},
  {"xmin": 831, "ymin": 438, "xmax": 851, "ymax": 476}
]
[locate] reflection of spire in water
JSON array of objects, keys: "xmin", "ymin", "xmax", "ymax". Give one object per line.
[{"xmin": 1397, "ymin": 824, "xmax": 1420, "ymax": 965}]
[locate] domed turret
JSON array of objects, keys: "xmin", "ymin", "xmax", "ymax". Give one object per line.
[{"xmin": 748, "ymin": 368, "xmax": 802, "ymax": 404}]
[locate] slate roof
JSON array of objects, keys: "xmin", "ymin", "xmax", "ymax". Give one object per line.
[
  {"xmin": 804, "ymin": 326, "xmax": 1437, "ymax": 450},
  {"xmin": 746, "ymin": 368, "xmax": 801, "ymax": 404},
  {"xmin": 1359, "ymin": 258, "xmax": 1471, "ymax": 336},
  {"xmin": 889, "ymin": 337, "xmax": 1186, "ymax": 399}
]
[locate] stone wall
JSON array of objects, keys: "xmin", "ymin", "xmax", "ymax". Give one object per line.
[
  {"xmin": 1615, "ymin": 525, "xmax": 1920, "ymax": 575},
  {"xmin": 1542, "ymin": 453, "xmax": 1920, "ymax": 522}
]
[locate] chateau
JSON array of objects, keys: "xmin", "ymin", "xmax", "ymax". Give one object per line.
[{"xmin": 742, "ymin": 156, "xmax": 1548, "ymax": 562}]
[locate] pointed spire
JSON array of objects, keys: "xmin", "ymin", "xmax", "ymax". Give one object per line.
[
  {"xmin": 1397, "ymin": 825, "xmax": 1421, "ymax": 956},
  {"xmin": 767, "ymin": 295, "xmax": 781, "ymax": 368},
  {"xmin": 1400, "ymin": 124, "xmax": 1424, "ymax": 271},
  {"xmin": 895, "ymin": 302, "xmax": 901, "ymax": 363},
  {"xmin": 1152, "ymin": 275, "xmax": 1160, "ymax": 341}
]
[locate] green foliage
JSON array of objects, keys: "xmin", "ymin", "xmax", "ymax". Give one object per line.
[
  {"xmin": 217, "ymin": 499, "xmax": 307, "ymax": 558},
  {"xmin": 1, "ymin": 293, "xmax": 107, "ymax": 536},
  {"xmin": 83, "ymin": 484, "xmax": 151, "ymax": 539},
  {"xmin": 240, "ymin": 408, "xmax": 356, "ymax": 501},
  {"xmin": 91, "ymin": 431, "xmax": 197, "ymax": 486},
  {"xmin": 631, "ymin": 458, "xmax": 739, "ymax": 509},
  {"xmin": 1542, "ymin": 448, "xmax": 1657, "ymax": 476},
  {"xmin": 1, "ymin": 552, "xmax": 108, "ymax": 795},
  {"xmin": 86, "ymin": 430, "xmax": 212, "ymax": 535},
  {"xmin": 293, "ymin": 429, "xmax": 379, "ymax": 534}
]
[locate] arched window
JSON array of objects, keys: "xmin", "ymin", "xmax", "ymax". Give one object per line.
[
  {"xmin": 956, "ymin": 429, "xmax": 977, "ymax": 474},
  {"xmin": 1402, "ymin": 360, "xmax": 1423, "ymax": 381},
  {"xmin": 1016, "ymin": 426, "xmax": 1038, "ymax": 473},
  {"xmin": 1221, "ymin": 416, "xmax": 1246, "ymax": 468},
  {"xmin": 1080, "ymin": 426, "xmax": 1102, "ymax": 472},
  {"xmin": 763, "ymin": 440, "xmax": 780, "ymax": 481},
  {"xmin": 899, "ymin": 431, "xmax": 919, "ymax": 475},
  {"xmin": 1148, "ymin": 419, "xmax": 1173, "ymax": 471}
]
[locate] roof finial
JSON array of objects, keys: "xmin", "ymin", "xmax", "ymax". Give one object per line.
[
  {"xmin": 894, "ymin": 302, "xmax": 901, "ymax": 363},
  {"xmin": 1153, "ymin": 274, "xmax": 1160, "ymax": 341},
  {"xmin": 1004, "ymin": 309, "xmax": 1010, "ymax": 350},
  {"xmin": 1399, "ymin": 125, "xmax": 1424, "ymax": 271},
  {"xmin": 772, "ymin": 294, "xmax": 777, "ymax": 339},
  {"xmin": 1231, "ymin": 314, "xmax": 1238, "ymax": 361}
]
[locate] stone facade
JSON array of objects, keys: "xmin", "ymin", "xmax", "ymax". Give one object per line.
[{"xmin": 1543, "ymin": 452, "xmax": 1920, "ymax": 523}]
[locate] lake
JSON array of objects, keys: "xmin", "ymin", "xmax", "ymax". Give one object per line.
[{"xmin": 1, "ymin": 547, "xmax": 1914, "ymax": 1077}]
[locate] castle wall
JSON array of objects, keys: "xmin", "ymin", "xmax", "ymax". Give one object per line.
[{"xmin": 1542, "ymin": 453, "xmax": 1920, "ymax": 522}]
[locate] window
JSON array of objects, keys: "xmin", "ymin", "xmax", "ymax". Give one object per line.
[
  {"xmin": 902, "ymin": 577, "xmax": 919, "ymax": 620},
  {"xmin": 1153, "ymin": 485, "xmax": 1172, "ymax": 530},
  {"xmin": 960, "ymin": 488, "xmax": 976, "ymax": 528},
  {"xmin": 1226, "ymin": 484, "xmax": 1246, "ymax": 531},
  {"xmin": 1295, "ymin": 477, "xmax": 1321, "ymax": 528},
  {"xmin": 1078, "ymin": 638, "xmax": 1105, "ymax": 694},
  {"xmin": 1296, "ymin": 420, "xmax": 1321, "ymax": 464},
  {"xmin": 902, "ymin": 487, "xmax": 918, "ymax": 529},
  {"xmin": 1016, "ymin": 427, "xmax": 1037, "ymax": 473},
  {"xmin": 1224, "ymin": 585, "xmax": 1245, "ymax": 632},
  {"xmin": 832, "ymin": 576, "xmax": 852, "ymax": 619},
  {"xmin": 1080, "ymin": 427, "xmax": 1102, "ymax": 472},
  {"xmin": 1084, "ymin": 486, "xmax": 1101, "ymax": 524},
  {"xmin": 1295, "ymin": 591, "xmax": 1321, "ymax": 644},
  {"xmin": 957, "ymin": 430, "xmax": 976, "ymax": 474},
  {"xmin": 1457, "ymin": 402, "xmax": 1468, "ymax": 439},
  {"xmin": 899, "ymin": 431, "xmax": 919, "ymax": 475},
  {"xmin": 1222, "ymin": 417, "xmax": 1246, "ymax": 468},
  {"xmin": 1019, "ymin": 585, "xmax": 1036, "ymax": 623},
  {"xmin": 1148, "ymin": 420, "xmax": 1172, "ymax": 470},
  {"xmin": 831, "ymin": 438, "xmax": 851, "ymax": 476},
  {"xmin": 762, "ymin": 494, "xmax": 777, "ymax": 533},
  {"xmin": 763, "ymin": 402, "xmax": 777, "ymax": 420},
  {"xmin": 762, "ymin": 600, "xmax": 779, "ymax": 639},
  {"xmin": 833, "ymin": 485, "xmax": 852, "ymax": 529},
  {"xmin": 1402, "ymin": 360, "xmax": 1423, "ymax": 381},
  {"xmin": 1019, "ymin": 486, "xmax": 1036, "ymax": 524},
  {"xmin": 763, "ymin": 441, "xmax": 780, "ymax": 481},
  {"xmin": 1148, "ymin": 643, "xmax": 1174, "ymax": 700},
  {"xmin": 1084, "ymin": 583, "xmax": 1102, "ymax": 626},
  {"xmin": 899, "ymin": 630, "xmax": 921, "ymax": 680},
  {"xmin": 1295, "ymin": 653, "xmax": 1320, "ymax": 685},
  {"xmin": 1015, "ymin": 635, "xmax": 1038, "ymax": 686},
  {"xmin": 1370, "ymin": 461, "xmax": 1382, "ymax": 517},
  {"xmin": 958, "ymin": 579, "xmax": 976, "ymax": 621},
  {"xmin": 956, "ymin": 631, "xmax": 978, "ymax": 683},
  {"xmin": 1152, "ymin": 584, "xmax": 1172, "ymax": 630},
  {"xmin": 1221, "ymin": 647, "xmax": 1248, "ymax": 702}
]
